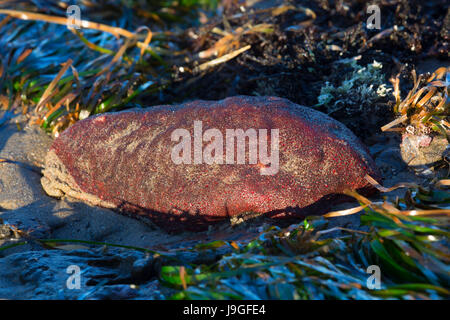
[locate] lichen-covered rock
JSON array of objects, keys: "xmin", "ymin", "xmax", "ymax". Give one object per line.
[
  {"xmin": 41, "ymin": 96, "xmax": 379, "ymax": 228},
  {"xmin": 400, "ymin": 133, "xmax": 448, "ymax": 167}
]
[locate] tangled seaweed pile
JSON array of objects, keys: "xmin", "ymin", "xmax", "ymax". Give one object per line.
[
  {"xmin": 1, "ymin": 0, "xmax": 448, "ymax": 138},
  {"xmin": 164, "ymin": 192, "xmax": 450, "ymax": 300},
  {"xmin": 0, "ymin": 0, "xmax": 214, "ymax": 135}
]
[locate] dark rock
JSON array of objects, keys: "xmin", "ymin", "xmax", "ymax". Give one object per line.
[
  {"xmin": 131, "ymin": 256, "xmax": 155, "ymax": 281},
  {"xmin": 0, "ymin": 247, "xmax": 165, "ymax": 299},
  {"xmin": 42, "ymin": 96, "xmax": 380, "ymax": 229}
]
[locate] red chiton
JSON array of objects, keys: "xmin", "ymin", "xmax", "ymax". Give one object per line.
[{"xmin": 41, "ymin": 96, "xmax": 380, "ymax": 228}]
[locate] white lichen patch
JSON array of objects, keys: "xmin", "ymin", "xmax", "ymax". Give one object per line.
[{"xmin": 317, "ymin": 59, "xmax": 392, "ymax": 113}]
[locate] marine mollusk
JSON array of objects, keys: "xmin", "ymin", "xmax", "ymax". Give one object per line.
[{"xmin": 41, "ymin": 96, "xmax": 379, "ymax": 226}]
